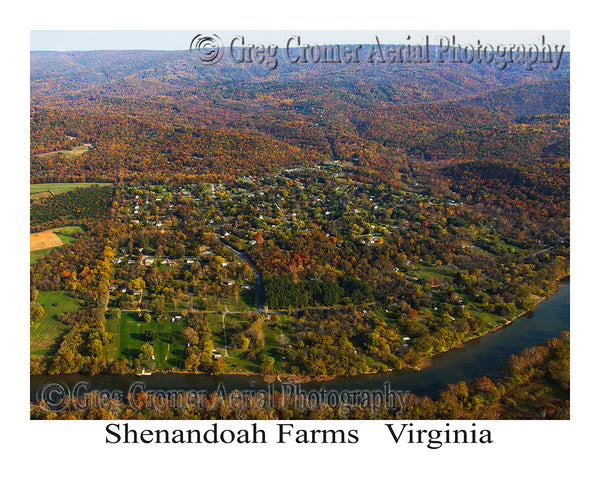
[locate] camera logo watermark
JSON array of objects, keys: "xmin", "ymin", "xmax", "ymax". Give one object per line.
[
  {"xmin": 36, "ymin": 381, "xmax": 70, "ymax": 412},
  {"xmin": 190, "ymin": 34, "xmax": 224, "ymax": 65}
]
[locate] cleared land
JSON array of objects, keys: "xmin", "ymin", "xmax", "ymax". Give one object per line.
[
  {"xmin": 35, "ymin": 144, "xmax": 90, "ymax": 159},
  {"xmin": 30, "ymin": 226, "xmax": 84, "ymax": 264},
  {"xmin": 30, "ymin": 231, "xmax": 63, "ymax": 251},
  {"xmin": 30, "ymin": 182, "xmax": 113, "ymax": 197},
  {"xmin": 105, "ymin": 311, "xmax": 187, "ymax": 369},
  {"xmin": 30, "ymin": 291, "xmax": 82, "ymax": 356}
]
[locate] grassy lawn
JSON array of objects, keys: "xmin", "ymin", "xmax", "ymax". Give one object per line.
[
  {"xmin": 106, "ymin": 311, "xmax": 187, "ymax": 370},
  {"xmin": 207, "ymin": 313, "xmax": 227, "ymax": 349},
  {"xmin": 30, "ymin": 181, "xmax": 113, "ymax": 196},
  {"xmin": 31, "ymin": 291, "xmax": 82, "ymax": 356},
  {"xmin": 217, "ymin": 292, "xmax": 255, "ymax": 312},
  {"xmin": 471, "ymin": 310, "xmax": 508, "ymax": 332},
  {"xmin": 223, "ymin": 353, "xmax": 260, "ymax": 373},
  {"xmin": 51, "ymin": 225, "xmax": 85, "ymax": 236},
  {"xmin": 417, "ymin": 265, "xmax": 455, "ymax": 281},
  {"xmin": 30, "ymin": 247, "xmax": 60, "ymax": 264}
]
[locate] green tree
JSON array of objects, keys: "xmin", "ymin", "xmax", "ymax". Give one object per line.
[
  {"xmin": 138, "ymin": 343, "xmax": 154, "ymax": 361},
  {"xmin": 144, "ymin": 329, "xmax": 158, "ymax": 342}
]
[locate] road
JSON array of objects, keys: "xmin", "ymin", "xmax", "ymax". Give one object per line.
[{"xmin": 210, "ymin": 183, "xmax": 264, "ymax": 312}]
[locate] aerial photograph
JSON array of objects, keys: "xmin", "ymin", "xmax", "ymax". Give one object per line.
[{"xmin": 29, "ymin": 30, "xmax": 570, "ymax": 421}]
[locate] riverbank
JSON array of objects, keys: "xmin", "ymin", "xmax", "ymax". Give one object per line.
[{"xmin": 410, "ymin": 275, "xmax": 569, "ymax": 372}]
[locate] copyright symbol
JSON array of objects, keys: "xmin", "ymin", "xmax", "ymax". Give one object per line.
[
  {"xmin": 190, "ymin": 34, "xmax": 224, "ymax": 65},
  {"xmin": 37, "ymin": 382, "xmax": 70, "ymax": 412}
]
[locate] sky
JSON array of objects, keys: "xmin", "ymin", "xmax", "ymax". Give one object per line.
[{"xmin": 30, "ymin": 30, "xmax": 570, "ymax": 51}]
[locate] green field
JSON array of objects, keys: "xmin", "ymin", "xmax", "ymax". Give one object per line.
[
  {"xmin": 214, "ymin": 291, "xmax": 256, "ymax": 312},
  {"xmin": 30, "ymin": 226, "xmax": 85, "ymax": 264},
  {"xmin": 31, "ymin": 291, "xmax": 82, "ymax": 356},
  {"xmin": 206, "ymin": 313, "xmax": 227, "ymax": 349},
  {"xmin": 31, "ymin": 247, "xmax": 61, "ymax": 264},
  {"xmin": 30, "ymin": 182, "xmax": 113, "ymax": 196},
  {"xmin": 105, "ymin": 311, "xmax": 187, "ymax": 370},
  {"xmin": 415, "ymin": 265, "xmax": 455, "ymax": 281}
]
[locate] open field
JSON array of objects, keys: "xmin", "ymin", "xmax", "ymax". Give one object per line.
[
  {"xmin": 30, "ymin": 226, "xmax": 84, "ymax": 264},
  {"xmin": 30, "ymin": 191, "xmax": 54, "ymax": 200},
  {"xmin": 30, "ymin": 230, "xmax": 63, "ymax": 251},
  {"xmin": 215, "ymin": 292, "xmax": 255, "ymax": 312},
  {"xmin": 31, "ymin": 247, "xmax": 60, "ymax": 264},
  {"xmin": 30, "ymin": 291, "xmax": 82, "ymax": 356},
  {"xmin": 35, "ymin": 145, "xmax": 90, "ymax": 159},
  {"xmin": 105, "ymin": 311, "xmax": 187, "ymax": 370},
  {"xmin": 30, "ymin": 182, "xmax": 113, "ymax": 197}
]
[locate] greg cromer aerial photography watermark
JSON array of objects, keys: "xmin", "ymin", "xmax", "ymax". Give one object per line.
[
  {"xmin": 35, "ymin": 380, "xmax": 412, "ymax": 416},
  {"xmin": 190, "ymin": 33, "xmax": 567, "ymax": 71}
]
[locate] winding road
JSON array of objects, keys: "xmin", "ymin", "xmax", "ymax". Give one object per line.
[{"xmin": 210, "ymin": 184, "xmax": 264, "ymax": 312}]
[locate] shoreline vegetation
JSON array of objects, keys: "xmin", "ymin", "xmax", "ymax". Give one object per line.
[{"xmin": 410, "ymin": 274, "xmax": 568, "ymax": 372}]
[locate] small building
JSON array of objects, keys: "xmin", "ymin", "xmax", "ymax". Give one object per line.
[{"xmin": 141, "ymin": 257, "xmax": 154, "ymax": 266}]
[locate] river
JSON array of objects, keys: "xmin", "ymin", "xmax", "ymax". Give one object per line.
[{"xmin": 30, "ymin": 278, "xmax": 569, "ymax": 402}]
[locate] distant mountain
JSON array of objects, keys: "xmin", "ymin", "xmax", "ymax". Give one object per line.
[
  {"xmin": 457, "ymin": 77, "xmax": 569, "ymax": 117},
  {"xmin": 31, "ymin": 49, "xmax": 569, "ymax": 107},
  {"xmin": 30, "ymin": 49, "xmax": 569, "ymax": 182}
]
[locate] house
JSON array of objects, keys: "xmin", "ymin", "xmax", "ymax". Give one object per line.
[{"xmin": 223, "ymin": 280, "xmax": 235, "ymax": 286}]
